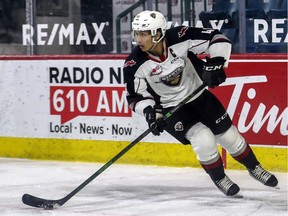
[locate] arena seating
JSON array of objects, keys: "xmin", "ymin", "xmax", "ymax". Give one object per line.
[{"xmin": 199, "ymin": 0, "xmax": 287, "ymax": 53}]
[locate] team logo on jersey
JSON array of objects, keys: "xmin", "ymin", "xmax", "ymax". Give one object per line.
[
  {"xmin": 178, "ymin": 27, "xmax": 188, "ymax": 38},
  {"xmin": 150, "ymin": 65, "xmax": 163, "ymax": 76},
  {"xmin": 174, "ymin": 121, "xmax": 184, "ymax": 131},
  {"xmin": 124, "ymin": 59, "xmax": 136, "ymax": 68},
  {"xmin": 160, "ymin": 66, "xmax": 183, "ymax": 86}
]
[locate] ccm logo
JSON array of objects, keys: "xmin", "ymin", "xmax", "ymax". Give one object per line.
[
  {"xmin": 216, "ymin": 112, "xmax": 228, "ymax": 124},
  {"xmin": 204, "ymin": 65, "xmax": 223, "ymax": 71}
]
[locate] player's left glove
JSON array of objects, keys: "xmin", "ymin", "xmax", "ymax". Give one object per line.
[
  {"xmin": 202, "ymin": 56, "xmax": 226, "ymax": 88},
  {"xmin": 143, "ymin": 105, "xmax": 166, "ymax": 136}
]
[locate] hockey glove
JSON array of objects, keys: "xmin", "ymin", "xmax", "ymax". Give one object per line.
[
  {"xmin": 143, "ymin": 105, "xmax": 166, "ymax": 136},
  {"xmin": 202, "ymin": 56, "xmax": 226, "ymax": 88}
]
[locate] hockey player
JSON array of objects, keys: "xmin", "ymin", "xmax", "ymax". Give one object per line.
[{"xmin": 123, "ymin": 10, "xmax": 278, "ymax": 197}]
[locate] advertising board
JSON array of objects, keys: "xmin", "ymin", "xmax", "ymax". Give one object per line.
[{"xmin": 0, "ymin": 55, "xmax": 287, "ymax": 147}]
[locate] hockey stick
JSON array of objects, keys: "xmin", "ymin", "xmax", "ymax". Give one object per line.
[{"xmin": 22, "ymin": 83, "xmax": 206, "ymax": 210}]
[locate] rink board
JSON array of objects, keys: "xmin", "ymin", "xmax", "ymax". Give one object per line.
[{"xmin": 0, "ymin": 137, "xmax": 286, "ymax": 172}]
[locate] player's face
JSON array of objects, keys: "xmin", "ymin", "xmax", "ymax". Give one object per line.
[{"xmin": 134, "ymin": 31, "xmax": 154, "ymax": 52}]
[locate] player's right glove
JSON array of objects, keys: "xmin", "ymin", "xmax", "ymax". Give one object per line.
[
  {"xmin": 143, "ymin": 105, "xmax": 166, "ymax": 136},
  {"xmin": 202, "ymin": 56, "xmax": 226, "ymax": 88}
]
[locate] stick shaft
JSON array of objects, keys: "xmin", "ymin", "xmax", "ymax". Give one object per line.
[{"xmin": 59, "ymin": 128, "xmax": 151, "ymax": 205}]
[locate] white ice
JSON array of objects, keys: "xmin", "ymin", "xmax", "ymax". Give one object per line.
[{"xmin": 0, "ymin": 158, "xmax": 287, "ymax": 216}]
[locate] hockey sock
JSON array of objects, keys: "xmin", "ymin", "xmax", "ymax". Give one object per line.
[
  {"xmin": 232, "ymin": 144, "xmax": 259, "ymax": 170},
  {"xmin": 200, "ymin": 157, "xmax": 225, "ymax": 182}
]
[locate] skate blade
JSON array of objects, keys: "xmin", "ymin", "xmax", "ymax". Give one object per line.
[{"xmin": 230, "ymin": 193, "xmax": 243, "ymax": 199}]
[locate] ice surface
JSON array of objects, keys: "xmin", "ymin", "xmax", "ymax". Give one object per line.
[{"xmin": 0, "ymin": 158, "xmax": 287, "ymax": 216}]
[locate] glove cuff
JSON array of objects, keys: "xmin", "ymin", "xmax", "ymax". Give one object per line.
[
  {"xmin": 143, "ymin": 106, "xmax": 154, "ymax": 121},
  {"xmin": 206, "ymin": 56, "xmax": 226, "ymax": 64}
]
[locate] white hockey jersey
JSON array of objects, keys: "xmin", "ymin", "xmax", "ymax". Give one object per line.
[{"xmin": 123, "ymin": 26, "xmax": 231, "ymax": 116}]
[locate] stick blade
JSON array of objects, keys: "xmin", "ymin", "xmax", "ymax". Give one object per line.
[{"xmin": 22, "ymin": 194, "xmax": 58, "ymax": 210}]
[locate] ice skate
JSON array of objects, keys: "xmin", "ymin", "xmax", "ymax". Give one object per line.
[
  {"xmin": 214, "ymin": 175, "xmax": 242, "ymax": 198},
  {"xmin": 248, "ymin": 165, "xmax": 279, "ymax": 188}
]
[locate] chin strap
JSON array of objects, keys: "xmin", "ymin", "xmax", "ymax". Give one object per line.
[
  {"xmin": 148, "ymin": 43, "xmax": 158, "ymax": 52},
  {"xmin": 148, "ymin": 35, "xmax": 164, "ymax": 52}
]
